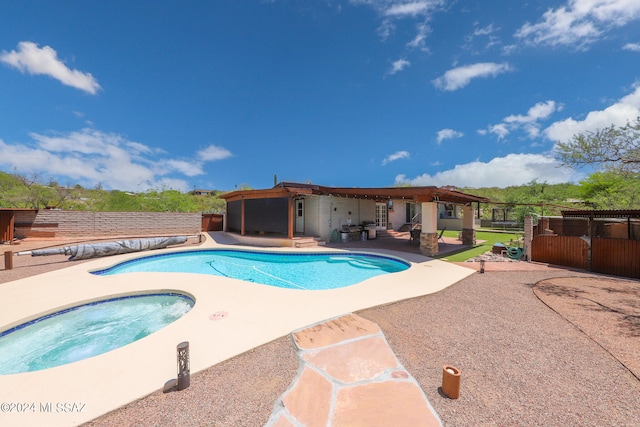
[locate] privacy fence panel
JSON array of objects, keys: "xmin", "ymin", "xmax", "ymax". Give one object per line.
[
  {"xmin": 0, "ymin": 211, "xmax": 14, "ymax": 243},
  {"xmin": 591, "ymin": 238, "xmax": 640, "ymax": 279},
  {"xmin": 531, "ymin": 235, "xmax": 589, "ymax": 270},
  {"xmin": 202, "ymin": 214, "xmax": 223, "ymax": 231}
]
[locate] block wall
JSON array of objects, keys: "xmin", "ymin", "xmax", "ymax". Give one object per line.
[{"xmin": 13, "ymin": 210, "xmax": 202, "ymax": 238}]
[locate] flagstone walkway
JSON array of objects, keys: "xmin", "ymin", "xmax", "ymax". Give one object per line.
[{"xmin": 265, "ymin": 314, "xmax": 443, "ymax": 427}]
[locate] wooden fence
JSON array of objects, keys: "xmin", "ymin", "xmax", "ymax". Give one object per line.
[
  {"xmin": 0, "ymin": 211, "xmax": 14, "ymax": 243},
  {"xmin": 592, "ymin": 238, "xmax": 640, "ymax": 279},
  {"xmin": 531, "ymin": 235, "xmax": 640, "ymax": 279},
  {"xmin": 530, "ymin": 235, "xmax": 589, "ymax": 270},
  {"xmin": 202, "ymin": 214, "xmax": 224, "ymax": 231}
]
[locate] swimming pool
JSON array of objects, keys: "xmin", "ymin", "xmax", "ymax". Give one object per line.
[
  {"xmin": 0, "ymin": 293, "xmax": 194, "ymax": 375},
  {"xmin": 92, "ymin": 250, "xmax": 410, "ymax": 290}
]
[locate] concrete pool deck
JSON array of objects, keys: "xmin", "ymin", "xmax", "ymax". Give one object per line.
[{"xmin": 0, "ymin": 232, "xmax": 474, "ymax": 426}]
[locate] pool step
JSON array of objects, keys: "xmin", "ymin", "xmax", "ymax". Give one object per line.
[{"xmin": 293, "ymin": 237, "xmax": 326, "ymax": 248}]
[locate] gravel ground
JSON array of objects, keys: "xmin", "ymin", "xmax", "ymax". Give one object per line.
[
  {"xmin": 2, "ymin": 239, "xmax": 639, "ymax": 426},
  {"xmin": 360, "ymin": 271, "xmax": 640, "ymax": 427},
  {"xmin": 83, "ymin": 337, "xmax": 299, "ymax": 427}
]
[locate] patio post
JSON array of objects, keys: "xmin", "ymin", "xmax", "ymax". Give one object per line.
[
  {"xmin": 240, "ymin": 197, "xmax": 245, "ymax": 236},
  {"xmin": 460, "ymin": 204, "xmax": 476, "ymax": 246},
  {"xmin": 419, "ymin": 201, "xmax": 438, "ymax": 257},
  {"xmin": 288, "ymin": 196, "xmax": 294, "ymax": 239}
]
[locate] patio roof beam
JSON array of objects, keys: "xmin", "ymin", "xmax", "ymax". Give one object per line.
[{"xmin": 221, "ymin": 182, "xmax": 490, "ymax": 211}]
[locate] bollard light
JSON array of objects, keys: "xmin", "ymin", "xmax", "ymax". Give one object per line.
[
  {"xmin": 479, "ymin": 259, "xmax": 485, "ymax": 274},
  {"xmin": 177, "ymin": 341, "xmax": 190, "ymax": 391},
  {"xmin": 442, "ymin": 365, "xmax": 461, "ymax": 399}
]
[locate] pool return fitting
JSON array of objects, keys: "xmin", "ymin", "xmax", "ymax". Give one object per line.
[{"xmin": 441, "ymin": 365, "xmax": 461, "ymax": 399}]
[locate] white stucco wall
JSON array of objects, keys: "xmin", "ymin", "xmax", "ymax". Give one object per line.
[
  {"xmin": 302, "ymin": 195, "xmax": 321, "ymax": 238},
  {"xmin": 382, "ymin": 200, "xmax": 475, "ymax": 231},
  {"xmin": 302, "ymin": 196, "xmax": 375, "ymax": 242},
  {"xmin": 388, "ymin": 201, "xmax": 406, "ymax": 231},
  {"xmin": 300, "ymin": 195, "xmax": 478, "ymax": 238}
]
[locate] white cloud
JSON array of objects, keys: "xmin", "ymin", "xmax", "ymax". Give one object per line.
[
  {"xmin": 515, "ymin": 0, "xmax": 640, "ymax": 49},
  {"xmin": 387, "ymin": 58, "xmax": 410, "ymax": 75},
  {"xmin": 545, "ymin": 85, "xmax": 640, "ymax": 142},
  {"xmin": 352, "ymin": 1, "xmax": 445, "ymax": 55},
  {"xmin": 505, "ymin": 100, "xmax": 559, "ymax": 124},
  {"xmin": 351, "ymin": 0, "xmax": 444, "ymax": 17},
  {"xmin": 377, "ymin": 20, "xmax": 395, "ymax": 41},
  {"xmin": 464, "ymin": 23, "xmax": 501, "ymax": 51},
  {"xmin": 197, "ymin": 145, "xmax": 233, "ymax": 161},
  {"xmin": 473, "ymin": 24, "xmax": 497, "ymax": 38},
  {"xmin": 0, "ymin": 41, "xmax": 101, "ymax": 94},
  {"xmin": 432, "ymin": 62, "xmax": 513, "ymax": 91},
  {"xmin": 0, "ymin": 129, "xmax": 231, "ymax": 192},
  {"xmin": 163, "ymin": 159, "xmax": 204, "ymax": 177},
  {"xmin": 395, "ymin": 153, "xmax": 579, "ymax": 188},
  {"xmin": 489, "ymin": 123, "xmax": 510, "ymax": 140},
  {"xmin": 484, "ymin": 100, "xmax": 561, "ymax": 140},
  {"xmin": 436, "ymin": 128, "xmax": 464, "ymax": 144},
  {"xmin": 623, "ymin": 42, "xmax": 640, "ymax": 51},
  {"xmin": 382, "ymin": 150, "xmax": 410, "ymax": 165},
  {"xmin": 384, "ymin": 1, "xmax": 433, "ymax": 17},
  {"xmin": 406, "ymin": 23, "xmax": 431, "ymax": 50}
]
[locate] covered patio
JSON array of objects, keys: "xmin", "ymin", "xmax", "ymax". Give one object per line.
[{"xmin": 220, "ymin": 182, "xmax": 489, "ymax": 256}]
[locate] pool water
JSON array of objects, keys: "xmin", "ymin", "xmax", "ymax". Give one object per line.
[
  {"xmin": 92, "ymin": 250, "xmax": 410, "ymax": 290},
  {"xmin": 0, "ymin": 293, "xmax": 194, "ymax": 375}
]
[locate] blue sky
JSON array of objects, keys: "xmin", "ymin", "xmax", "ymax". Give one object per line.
[{"xmin": 1, "ymin": 1, "xmax": 640, "ymax": 192}]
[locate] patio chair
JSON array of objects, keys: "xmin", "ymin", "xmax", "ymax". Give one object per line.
[
  {"xmin": 409, "ymin": 229, "xmax": 421, "ymax": 246},
  {"xmin": 438, "ymin": 227, "xmax": 447, "ymax": 243}
]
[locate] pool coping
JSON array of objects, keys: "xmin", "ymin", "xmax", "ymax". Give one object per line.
[{"xmin": 0, "ymin": 233, "xmax": 475, "ymax": 426}]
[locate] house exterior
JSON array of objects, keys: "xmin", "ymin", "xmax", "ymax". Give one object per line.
[
  {"xmin": 220, "ymin": 182, "xmax": 489, "ymax": 256},
  {"xmin": 387, "ymin": 200, "xmax": 474, "ymax": 232},
  {"xmin": 192, "ymin": 189, "xmax": 215, "ymax": 196}
]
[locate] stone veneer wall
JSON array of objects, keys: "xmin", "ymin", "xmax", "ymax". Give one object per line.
[
  {"xmin": 13, "ymin": 210, "xmax": 202, "ymax": 238},
  {"xmin": 420, "ymin": 232, "xmax": 439, "ymax": 257},
  {"xmin": 460, "ymin": 228, "xmax": 476, "ymax": 246}
]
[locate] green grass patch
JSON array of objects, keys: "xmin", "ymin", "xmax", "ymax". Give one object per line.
[{"xmin": 435, "ymin": 230, "xmax": 523, "ymax": 262}]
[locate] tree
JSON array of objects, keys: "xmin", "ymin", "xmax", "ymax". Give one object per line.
[
  {"xmin": 555, "ymin": 118, "xmax": 640, "ymax": 174},
  {"xmin": 579, "ymin": 171, "xmax": 640, "ymax": 209}
]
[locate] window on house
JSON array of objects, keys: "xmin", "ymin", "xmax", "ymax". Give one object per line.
[{"xmin": 443, "ymin": 204, "xmax": 456, "ymax": 218}]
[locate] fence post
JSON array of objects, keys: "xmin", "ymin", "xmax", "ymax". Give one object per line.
[
  {"xmin": 524, "ymin": 216, "xmax": 534, "ymax": 261},
  {"xmin": 3, "ymin": 251, "xmax": 12, "ymax": 270}
]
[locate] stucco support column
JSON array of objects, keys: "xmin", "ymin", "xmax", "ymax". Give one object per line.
[
  {"xmin": 460, "ymin": 204, "xmax": 476, "ymax": 246},
  {"xmin": 419, "ymin": 202, "xmax": 439, "ymax": 257}
]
